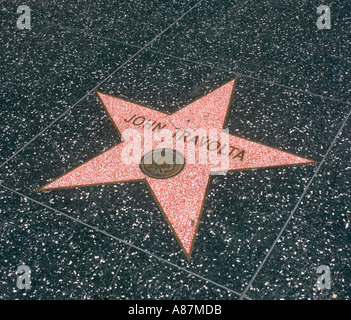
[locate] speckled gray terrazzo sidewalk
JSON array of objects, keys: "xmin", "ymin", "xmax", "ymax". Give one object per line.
[{"xmin": 0, "ymin": 0, "xmax": 350, "ymax": 300}]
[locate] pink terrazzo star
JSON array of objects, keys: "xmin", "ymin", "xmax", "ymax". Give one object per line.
[{"xmin": 38, "ymin": 79, "xmax": 317, "ymax": 259}]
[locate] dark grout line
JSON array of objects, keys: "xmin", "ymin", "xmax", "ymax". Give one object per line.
[
  {"xmin": 0, "ymin": 183, "xmax": 251, "ymax": 300},
  {"xmin": 107, "ymin": 244, "xmax": 132, "ymax": 294},
  {"xmin": 238, "ymin": 108, "xmax": 351, "ymax": 299}
]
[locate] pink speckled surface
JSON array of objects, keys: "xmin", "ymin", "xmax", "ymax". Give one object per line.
[{"xmin": 40, "ymin": 79, "xmax": 316, "ymax": 258}]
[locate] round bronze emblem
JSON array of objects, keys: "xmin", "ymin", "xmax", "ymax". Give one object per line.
[{"xmin": 140, "ymin": 148, "xmax": 185, "ymax": 179}]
